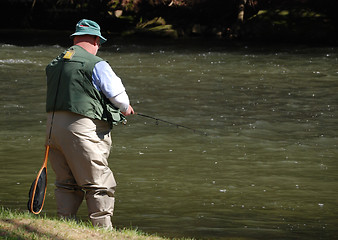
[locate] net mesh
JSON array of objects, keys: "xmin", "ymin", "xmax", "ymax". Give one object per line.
[{"xmin": 27, "ymin": 168, "xmax": 47, "ymax": 213}]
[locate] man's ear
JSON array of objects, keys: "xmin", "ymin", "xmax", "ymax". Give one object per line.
[{"xmin": 95, "ymin": 36, "xmax": 100, "ymax": 46}]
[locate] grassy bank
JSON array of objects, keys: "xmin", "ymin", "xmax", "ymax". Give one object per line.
[{"xmin": 0, "ymin": 207, "xmax": 193, "ymax": 240}]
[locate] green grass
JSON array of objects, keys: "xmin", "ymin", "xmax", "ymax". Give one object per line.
[{"xmin": 0, "ymin": 207, "xmax": 193, "ymax": 240}]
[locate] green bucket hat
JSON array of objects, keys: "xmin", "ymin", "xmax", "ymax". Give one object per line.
[{"xmin": 70, "ymin": 19, "xmax": 107, "ymax": 44}]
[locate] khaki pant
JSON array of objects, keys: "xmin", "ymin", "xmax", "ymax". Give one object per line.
[{"xmin": 46, "ymin": 111, "xmax": 116, "ymax": 228}]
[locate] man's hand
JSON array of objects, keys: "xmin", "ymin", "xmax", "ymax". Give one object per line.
[{"xmin": 122, "ymin": 105, "xmax": 134, "ymax": 116}]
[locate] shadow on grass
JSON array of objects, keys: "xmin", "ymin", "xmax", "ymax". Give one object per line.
[{"xmin": 0, "ymin": 218, "xmax": 65, "ymax": 240}]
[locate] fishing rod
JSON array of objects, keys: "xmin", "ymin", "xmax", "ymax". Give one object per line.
[{"xmin": 135, "ymin": 112, "xmax": 208, "ymax": 136}]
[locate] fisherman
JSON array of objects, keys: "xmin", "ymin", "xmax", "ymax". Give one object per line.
[{"xmin": 45, "ymin": 19, "xmax": 134, "ymax": 228}]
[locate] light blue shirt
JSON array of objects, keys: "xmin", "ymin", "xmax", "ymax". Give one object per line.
[{"xmin": 92, "ymin": 61, "xmax": 125, "ymax": 98}]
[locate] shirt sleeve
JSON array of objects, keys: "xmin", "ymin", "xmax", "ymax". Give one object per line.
[
  {"xmin": 92, "ymin": 61, "xmax": 126, "ymax": 98},
  {"xmin": 109, "ymin": 91, "xmax": 130, "ymax": 113}
]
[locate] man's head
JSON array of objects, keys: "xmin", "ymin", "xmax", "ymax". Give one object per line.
[{"xmin": 70, "ymin": 19, "xmax": 107, "ymax": 44}]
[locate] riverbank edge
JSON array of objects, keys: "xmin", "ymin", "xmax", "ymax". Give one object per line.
[
  {"xmin": 0, "ymin": 207, "xmax": 193, "ymax": 240},
  {"xmin": 1, "ymin": 28, "xmax": 337, "ymax": 48}
]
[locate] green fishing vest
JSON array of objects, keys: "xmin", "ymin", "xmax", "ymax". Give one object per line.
[{"xmin": 45, "ymin": 45, "xmax": 125, "ymax": 126}]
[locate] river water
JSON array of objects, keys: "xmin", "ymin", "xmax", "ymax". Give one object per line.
[{"xmin": 0, "ymin": 40, "xmax": 337, "ymax": 240}]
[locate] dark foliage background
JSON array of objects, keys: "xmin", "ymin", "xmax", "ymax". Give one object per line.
[{"xmin": 1, "ymin": 0, "xmax": 338, "ymax": 44}]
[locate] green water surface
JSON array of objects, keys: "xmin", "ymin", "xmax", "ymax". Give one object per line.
[{"xmin": 0, "ymin": 41, "xmax": 337, "ymax": 239}]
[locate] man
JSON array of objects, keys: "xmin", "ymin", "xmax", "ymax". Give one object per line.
[{"xmin": 45, "ymin": 19, "xmax": 134, "ymax": 228}]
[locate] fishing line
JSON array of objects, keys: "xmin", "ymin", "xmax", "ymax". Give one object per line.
[{"xmin": 135, "ymin": 112, "xmax": 208, "ymax": 136}]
